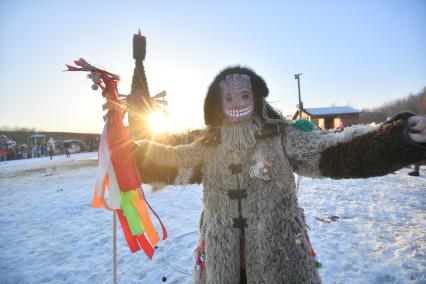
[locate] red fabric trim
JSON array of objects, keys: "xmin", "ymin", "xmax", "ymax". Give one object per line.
[
  {"xmin": 106, "ymin": 121, "xmax": 142, "ymax": 191},
  {"xmin": 135, "ymin": 234, "xmax": 155, "ymax": 259},
  {"xmin": 117, "ymin": 210, "xmax": 140, "ymax": 253},
  {"xmin": 104, "ymin": 79, "xmax": 142, "ymax": 192},
  {"xmin": 140, "ymin": 189, "xmax": 168, "ymax": 240},
  {"xmin": 305, "ymin": 233, "xmax": 316, "ymax": 257}
]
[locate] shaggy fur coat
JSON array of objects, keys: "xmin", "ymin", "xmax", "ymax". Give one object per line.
[{"xmin": 135, "ymin": 115, "xmax": 425, "ymax": 284}]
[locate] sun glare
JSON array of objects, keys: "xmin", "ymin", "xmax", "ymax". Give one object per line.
[{"xmin": 148, "ymin": 111, "xmax": 167, "ymax": 134}]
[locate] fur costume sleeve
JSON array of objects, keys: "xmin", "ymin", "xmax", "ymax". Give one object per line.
[
  {"xmin": 283, "ymin": 114, "xmax": 426, "ymax": 179},
  {"xmin": 135, "ymin": 158, "xmax": 202, "ymax": 189},
  {"xmin": 133, "ymin": 140, "xmax": 204, "ymax": 178}
]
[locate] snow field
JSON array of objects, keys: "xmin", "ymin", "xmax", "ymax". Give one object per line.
[{"xmin": 0, "ymin": 153, "xmax": 424, "ymax": 283}]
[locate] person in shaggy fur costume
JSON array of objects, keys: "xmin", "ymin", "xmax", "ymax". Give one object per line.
[{"xmin": 134, "ymin": 66, "xmax": 426, "ymax": 284}]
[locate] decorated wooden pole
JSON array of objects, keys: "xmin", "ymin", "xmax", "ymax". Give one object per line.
[
  {"xmin": 113, "ymin": 210, "xmax": 117, "ymax": 284},
  {"xmin": 65, "ymin": 54, "xmax": 168, "ymax": 282},
  {"xmin": 127, "ymin": 29, "xmax": 152, "ymax": 140}
]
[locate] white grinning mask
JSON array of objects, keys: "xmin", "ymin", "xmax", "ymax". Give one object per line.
[{"xmin": 219, "ymin": 74, "xmax": 254, "ymax": 123}]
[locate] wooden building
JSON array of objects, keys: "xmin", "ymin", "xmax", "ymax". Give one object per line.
[
  {"xmin": 27, "ymin": 133, "xmax": 47, "ymax": 146},
  {"xmin": 292, "ymin": 106, "xmax": 361, "ymax": 129}
]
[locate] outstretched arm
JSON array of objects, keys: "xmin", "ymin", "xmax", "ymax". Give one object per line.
[
  {"xmin": 283, "ymin": 113, "xmax": 426, "ymax": 179},
  {"xmin": 134, "ymin": 140, "xmax": 204, "ymax": 168},
  {"xmin": 133, "ymin": 140, "xmax": 204, "ymax": 186}
]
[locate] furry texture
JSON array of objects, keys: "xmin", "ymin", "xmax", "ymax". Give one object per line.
[
  {"xmin": 132, "ymin": 142, "xmax": 203, "ymax": 192},
  {"xmin": 174, "ymin": 167, "xmax": 196, "ymax": 185},
  {"xmin": 319, "ymin": 119, "xmax": 426, "ymax": 178},
  {"xmin": 283, "ymin": 124, "xmax": 378, "ymax": 177},
  {"xmin": 134, "ymin": 153, "xmax": 179, "ymax": 184},
  {"xmin": 134, "ymin": 116, "xmax": 425, "ymax": 284},
  {"xmin": 134, "ymin": 140, "xmax": 204, "ymax": 171},
  {"xmin": 134, "ymin": 66, "xmax": 426, "ymax": 283},
  {"xmin": 220, "ymin": 118, "xmax": 261, "ymax": 152},
  {"xmin": 138, "ymin": 120, "xmax": 322, "ymax": 283}
]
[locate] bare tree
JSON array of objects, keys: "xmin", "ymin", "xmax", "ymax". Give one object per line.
[{"xmin": 360, "ymin": 88, "xmax": 426, "ymax": 123}]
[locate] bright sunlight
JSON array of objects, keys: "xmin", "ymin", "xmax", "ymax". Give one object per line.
[{"xmin": 148, "ymin": 110, "xmax": 168, "ymax": 134}]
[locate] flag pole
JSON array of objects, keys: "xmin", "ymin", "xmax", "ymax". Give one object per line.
[{"xmin": 113, "ymin": 210, "xmax": 117, "ymax": 284}]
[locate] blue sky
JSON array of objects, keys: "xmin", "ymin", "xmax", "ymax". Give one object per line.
[{"xmin": 1, "ymin": 0, "xmax": 425, "ymax": 133}]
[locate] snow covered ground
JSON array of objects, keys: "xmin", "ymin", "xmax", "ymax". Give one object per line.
[{"xmin": 0, "ymin": 152, "xmax": 425, "ymax": 284}]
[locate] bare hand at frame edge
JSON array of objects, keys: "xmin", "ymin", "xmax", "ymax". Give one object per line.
[{"xmin": 408, "ymin": 115, "xmax": 426, "ymax": 143}]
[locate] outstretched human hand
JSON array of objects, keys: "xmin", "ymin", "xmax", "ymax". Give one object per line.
[{"xmin": 408, "ymin": 115, "xmax": 426, "ymax": 143}]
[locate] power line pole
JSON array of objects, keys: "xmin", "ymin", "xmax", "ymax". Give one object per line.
[{"xmin": 294, "ymin": 73, "xmax": 303, "ymax": 119}]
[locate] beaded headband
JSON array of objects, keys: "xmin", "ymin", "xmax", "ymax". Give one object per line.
[{"xmin": 219, "ymin": 74, "xmax": 252, "ymax": 94}]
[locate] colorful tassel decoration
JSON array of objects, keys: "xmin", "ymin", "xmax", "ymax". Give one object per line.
[{"xmin": 66, "ymin": 58, "xmax": 167, "ymax": 258}]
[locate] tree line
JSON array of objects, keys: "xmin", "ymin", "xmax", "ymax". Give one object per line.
[{"xmin": 360, "ymin": 87, "xmax": 426, "ymax": 123}]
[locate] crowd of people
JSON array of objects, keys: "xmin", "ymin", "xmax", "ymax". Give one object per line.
[
  {"xmin": 0, "ymin": 145, "xmax": 31, "ymax": 161},
  {"xmin": 0, "ymin": 135, "xmax": 99, "ymax": 162},
  {"xmin": 0, "ymin": 144, "xmax": 54, "ymax": 161}
]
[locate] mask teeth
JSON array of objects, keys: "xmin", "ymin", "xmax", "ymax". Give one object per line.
[{"xmin": 225, "ymin": 105, "xmax": 253, "ymax": 118}]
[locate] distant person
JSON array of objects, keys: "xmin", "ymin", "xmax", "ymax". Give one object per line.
[
  {"xmin": 21, "ymin": 147, "xmax": 28, "ymax": 159},
  {"xmin": 65, "ymin": 147, "xmax": 71, "ymax": 158},
  {"xmin": 408, "ymin": 163, "xmax": 420, "ymax": 176},
  {"xmin": 48, "ymin": 146, "xmax": 54, "ymax": 160},
  {"xmin": 335, "ymin": 121, "xmax": 345, "ymax": 132},
  {"xmin": 2, "ymin": 148, "xmax": 8, "ymax": 161},
  {"xmin": 8, "ymin": 148, "xmax": 14, "ymax": 160}
]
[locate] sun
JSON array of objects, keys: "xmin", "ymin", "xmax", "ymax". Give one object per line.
[{"xmin": 148, "ymin": 110, "xmax": 168, "ymax": 134}]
